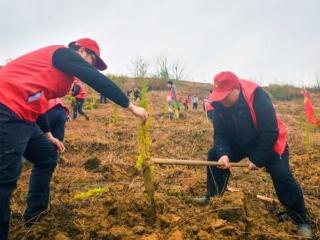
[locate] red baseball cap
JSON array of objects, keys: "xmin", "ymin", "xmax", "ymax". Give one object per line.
[
  {"xmin": 69, "ymin": 38, "xmax": 107, "ymax": 71},
  {"xmin": 208, "ymin": 71, "xmax": 240, "ymax": 102}
]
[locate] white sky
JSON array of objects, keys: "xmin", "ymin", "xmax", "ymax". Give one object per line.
[{"xmin": 0, "ymin": 0, "xmax": 319, "ymax": 86}]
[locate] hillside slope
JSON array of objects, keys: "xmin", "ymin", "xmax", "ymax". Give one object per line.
[{"xmin": 11, "ymin": 79, "xmax": 320, "ymax": 240}]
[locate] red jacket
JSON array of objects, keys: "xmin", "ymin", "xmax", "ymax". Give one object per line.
[
  {"xmin": 0, "ymin": 45, "xmax": 74, "ymax": 122},
  {"xmin": 240, "ymin": 80, "xmax": 287, "ymax": 155}
]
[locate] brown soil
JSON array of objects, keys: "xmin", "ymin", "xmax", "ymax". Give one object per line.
[{"xmin": 10, "ymin": 86, "xmax": 320, "ymax": 240}]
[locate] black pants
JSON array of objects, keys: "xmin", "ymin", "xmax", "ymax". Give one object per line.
[
  {"xmin": 193, "ymin": 102, "xmax": 198, "ymax": 110},
  {"xmin": 73, "ymin": 98, "xmax": 88, "ymax": 120},
  {"xmin": 206, "ymin": 146, "xmax": 308, "ymax": 225},
  {"xmin": 100, "ymin": 94, "xmax": 107, "ymax": 104},
  {"xmin": 0, "ymin": 104, "xmax": 58, "ymax": 240}
]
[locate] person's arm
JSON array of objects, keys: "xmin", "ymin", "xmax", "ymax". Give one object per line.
[
  {"xmin": 52, "ymin": 47, "xmax": 147, "ymax": 121},
  {"xmin": 248, "ymin": 87, "xmax": 279, "ymax": 167},
  {"xmin": 37, "ymin": 113, "xmax": 65, "ymax": 152},
  {"xmin": 52, "ymin": 47, "xmax": 129, "ymax": 108},
  {"xmin": 37, "ymin": 113, "xmax": 51, "ymax": 133},
  {"xmin": 212, "ymin": 111, "xmax": 232, "ymax": 159}
]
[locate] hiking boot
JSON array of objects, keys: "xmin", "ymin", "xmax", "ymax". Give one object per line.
[
  {"xmin": 192, "ymin": 196, "xmax": 210, "ymax": 205},
  {"xmin": 297, "ymin": 224, "xmax": 313, "ymax": 239}
]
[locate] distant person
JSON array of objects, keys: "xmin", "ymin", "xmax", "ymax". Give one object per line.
[
  {"xmin": 100, "ymin": 93, "xmax": 107, "ymax": 104},
  {"xmin": 0, "ymin": 37, "xmax": 147, "ymax": 240},
  {"xmin": 71, "ymin": 78, "xmax": 89, "ymax": 120},
  {"xmin": 127, "ymin": 90, "xmax": 134, "ymax": 100},
  {"xmin": 166, "ymin": 80, "xmax": 180, "ymax": 119},
  {"xmin": 192, "ymin": 95, "xmax": 199, "ymax": 110},
  {"xmin": 193, "ymin": 71, "xmax": 313, "ymax": 239},
  {"xmin": 190, "ymin": 95, "xmax": 194, "ymax": 104},
  {"xmin": 133, "ymin": 87, "xmax": 141, "ymax": 102},
  {"xmin": 205, "ymin": 89, "xmax": 215, "ymax": 123},
  {"xmin": 183, "ymin": 96, "xmax": 189, "ymax": 111}
]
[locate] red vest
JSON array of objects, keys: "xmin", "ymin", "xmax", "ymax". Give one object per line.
[
  {"xmin": 166, "ymin": 87, "xmax": 179, "ymax": 102},
  {"xmin": 0, "ymin": 45, "xmax": 74, "ymax": 122},
  {"xmin": 48, "ymin": 98, "xmax": 69, "ymax": 115},
  {"xmin": 239, "ymin": 80, "xmax": 287, "ymax": 155},
  {"xmin": 73, "ymin": 79, "xmax": 86, "ymax": 99}
]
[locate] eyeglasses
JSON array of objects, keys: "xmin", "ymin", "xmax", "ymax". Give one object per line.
[{"xmin": 85, "ymin": 49, "xmax": 97, "ymax": 67}]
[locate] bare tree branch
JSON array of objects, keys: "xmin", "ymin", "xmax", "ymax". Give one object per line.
[
  {"xmin": 172, "ymin": 59, "xmax": 185, "ymax": 81},
  {"xmin": 129, "ymin": 56, "xmax": 149, "ymax": 78}
]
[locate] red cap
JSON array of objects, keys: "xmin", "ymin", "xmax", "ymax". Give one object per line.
[
  {"xmin": 69, "ymin": 38, "xmax": 107, "ymax": 71},
  {"xmin": 208, "ymin": 71, "xmax": 240, "ymax": 102}
]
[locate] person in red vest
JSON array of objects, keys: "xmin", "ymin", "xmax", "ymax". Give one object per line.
[
  {"xmin": 0, "ymin": 38, "xmax": 147, "ymax": 240},
  {"xmin": 183, "ymin": 96, "xmax": 189, "ymax": 111},
  {"xmin": 71, "ymin": 79, "xmax": 89, "ymax": 120},
  {"xmin": 193, "ymin": 71, "xmax": 313, "ymax": 238},
  {"xmin": 166, "ymin": 80, "xmax": 179, "ymax": 103}
]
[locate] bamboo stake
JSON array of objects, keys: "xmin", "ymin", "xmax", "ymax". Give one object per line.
[
  {"xmin": 142, "ymin": 163, "xmax": 155, "ymax": 207},
  {"xmin": 256, "ymin": 195, "xmax": 280, "ymax": 204},
  {"xmin": 227, "ymin": 186, "xmax": 241, "ymax": 192},
  {"xmin": 152, "ymin": 158, "xmax": 248, "ymax": 167}
]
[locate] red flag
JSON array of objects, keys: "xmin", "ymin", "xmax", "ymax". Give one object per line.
[{"xmin": 303, "ymin": 89, "xmax": 319, "ymax": 126}]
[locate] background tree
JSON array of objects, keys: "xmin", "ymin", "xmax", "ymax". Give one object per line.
[
  {"xmin": 129, "ymin": 56, "xmax": 149, "ymax": 78},
  {"xmin": 171, "ymin": 59, "xmax": 185, "ymax": 81},
  {"xmin": 155, "ymin": 55, "xmax": 170, "ymax": 80}
]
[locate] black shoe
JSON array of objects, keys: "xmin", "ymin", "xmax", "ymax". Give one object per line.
[
  {"xmin": 297, "ymin": 224, "xmax": 313, "ymax": 239},
  {"xmin": 192, "ymin": 196, "xmax": 210, "ymax": 205}
]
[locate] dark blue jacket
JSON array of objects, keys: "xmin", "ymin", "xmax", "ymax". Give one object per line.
[{"xmin": 212, "ymin": 87, "xmax": 279, "ymax": 167}]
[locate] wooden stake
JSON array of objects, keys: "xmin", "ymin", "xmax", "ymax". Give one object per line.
[
  {"xmin": 152, "ymin": 158, "xmax": 248, "ymax": 167},
  {"xmin": 227, "ymin": 186, "xmax": 241, "ymax": 192},
  {"xmin": 256, "ymin": 195, "xmax": 280, "ymax": 204},
  {"xmin": 142, "ymin": 164, "xmax": 155, "ymax": 206}
]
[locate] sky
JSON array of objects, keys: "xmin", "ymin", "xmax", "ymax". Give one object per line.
[{"xmin": 0, "ymin": 0, "xmax": 319, "ymax": 86}]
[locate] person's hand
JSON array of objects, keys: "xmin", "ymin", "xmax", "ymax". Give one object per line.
[
  {"xmin": 128, "ymin": 102, "xmax": 148, "ymax": 122},
  {"xmin": 45, "ymin": 132, "xmax": 65, "ymax": 153},
  {"xmin": 248, "ymin": 161, "xmax": 259, "ymax": 170},
  {"xmin": 217, "ymin": 155, "xmax": 231, "ymax": 169}
]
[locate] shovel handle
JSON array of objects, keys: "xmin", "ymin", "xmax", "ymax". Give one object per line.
[{"xmin": 151, "ymin": 158, "xmax": 248, "ymax": 167}]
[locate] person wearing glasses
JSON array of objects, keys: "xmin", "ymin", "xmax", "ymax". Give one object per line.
[{"xmin": 0, "ymin": 38, "xmax": 148, "ymax": 240}]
